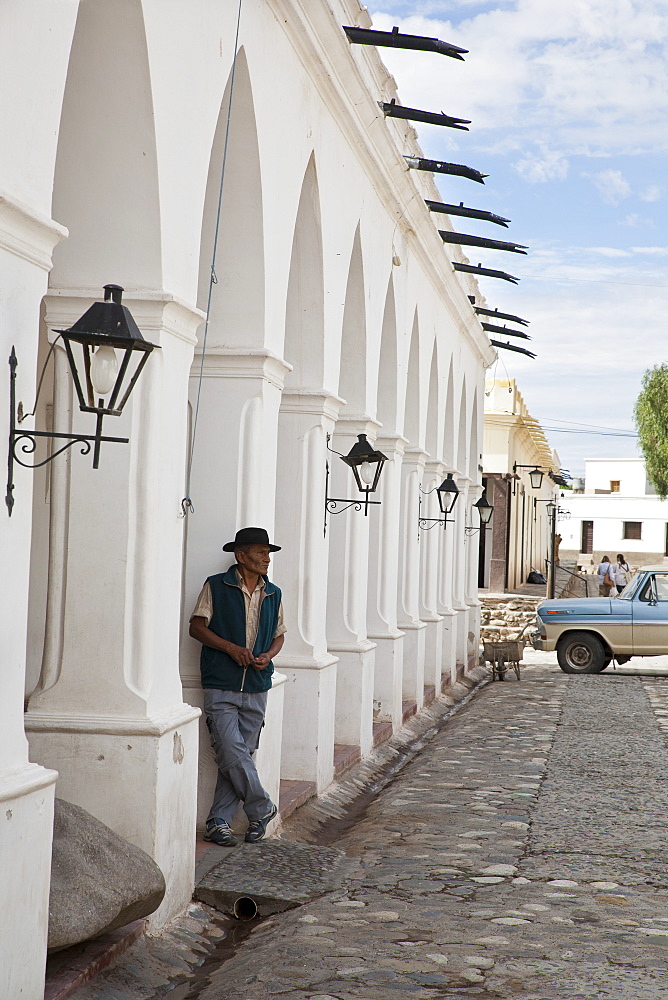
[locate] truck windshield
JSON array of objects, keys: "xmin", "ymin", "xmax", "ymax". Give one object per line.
[{"xmin": 618, "ymin": 575, "xmax": 642, "ymax": 600}]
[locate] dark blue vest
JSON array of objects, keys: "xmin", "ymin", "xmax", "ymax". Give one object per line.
[{"xmin": 200, "ymin": 566, "xmax": 281, "ymax": 693}]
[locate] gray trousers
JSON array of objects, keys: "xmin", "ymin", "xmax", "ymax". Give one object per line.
[{"xmin": 203, "ymin": 688, "xmax": 273, "ymax": 826}]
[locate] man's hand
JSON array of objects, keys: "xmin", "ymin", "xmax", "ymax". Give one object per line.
[
  {"xmin": 228, "ymin": 644, "xmax": 257, "ymax": 667},
  {"xmin": 189, "ymin": 618, "xmax": 257, "ymax": 667},
  {"xmin": 253, "ymin": 652, "xmax": 271, "ymax": 670}
]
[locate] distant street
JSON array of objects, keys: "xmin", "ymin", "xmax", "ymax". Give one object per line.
[{"xmin": 76, "ymin": 653, "xmax": 668, "ymax": 999}]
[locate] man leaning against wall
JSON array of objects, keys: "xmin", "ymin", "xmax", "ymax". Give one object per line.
[{"xmin": 189, "ymin": 527, "xmax": 286, "ymax": 846}]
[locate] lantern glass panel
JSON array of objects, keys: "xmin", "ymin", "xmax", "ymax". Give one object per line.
[
  {"xmin": 436, "ymin": 475, "xmax": 459, "ymax": 514},
  {"xmin": 475, "ymin": 495, "xmax": 494, "ymax": 524}
]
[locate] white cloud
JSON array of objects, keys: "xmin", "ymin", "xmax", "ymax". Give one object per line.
[
  {"xmin": 630, "ymin": 245, "xmax": 668, "ymax": 255},
  {"xmin": 621, "ymin": 213, "xmax": 647, "ymax": 228},
  {"xmin": 641, "ymin": 184, "xmax": 663, "ymax": 202},
  {"xmin": 591, "ymin": 169, "xmax": 631, "ymax": 205},
  {"xmin": 514, "ymin": 147, "xmax": 569, "ymax": 183},
  {"xmin": 586, "ymin": 246, "xmax": 631, "ymax": 258},
  {"xmin": 370, "ymin": 3, "xmax": 668, "ymax": 156},
  {"xmin": 481, "ymin": 273, "xmax": 667, "ymax": 472}
]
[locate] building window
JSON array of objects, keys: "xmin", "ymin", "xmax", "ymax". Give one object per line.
[
  {"xmin": 610, "ymin": 480, "xmax": 620, "ymax": 493},
  {"xmin": 581, "ymin": 520, "xmax": 593, "ymax": 553},
  {"xmin": 623, "ymin": 521, "xmax": 642, "ymax": 540}
]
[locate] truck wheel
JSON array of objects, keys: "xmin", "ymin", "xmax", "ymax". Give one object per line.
[{"xmin": 557, "ymin": 632, "xmax": 607, "ymax": 674}]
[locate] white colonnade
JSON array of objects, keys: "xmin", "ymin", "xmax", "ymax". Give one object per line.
[{"xmin": 6, "ymin": 2, "xmax": 496, "ymax": 996}]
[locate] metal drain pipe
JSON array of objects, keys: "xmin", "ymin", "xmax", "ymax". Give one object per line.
[{"xmin": 233, "ymin": 896, "xmax": 258, "ymax": 920}]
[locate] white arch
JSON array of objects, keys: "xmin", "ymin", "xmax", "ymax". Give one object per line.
[
  {"xmin": 456, "ymin": 380, "xmax": 468, "ymax": 475},
  {"xmin": 338, "ymin": 224, "xmax": 366, "ymax": 413},
  {"xmin": 51, "ymin": 0, "xmax": 161, "ymax": 289},
  {"xmin": 375, "ymin": 274, "xmax": 398, "ymax": 432},
  {"xmin": 284, "ymin": 154, "xmax": 325, "ymax": 388},
  {"xmin": 468, "ymin": 386, "xmax": 480, "ymax": 480},
  {"xmin": 198, "ymin": 48, "xmax": 264, "ymax": 347},
  {"xmin": 403, "ymin": 311, "xmax": 420, "ymax": 446},
  {"xmin": 442, "ymin": 359, "xmax": 456, "ymax": 469},
  {"xmin": 425, "ymin": 340, "xmax": 439, "ymax": 460}
]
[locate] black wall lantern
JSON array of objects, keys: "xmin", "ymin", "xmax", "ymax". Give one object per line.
[
  {"xmin": 419, "ymin": 473, "xmax": 460, "ymax": 531},
  {"xmin": 465, "ymin": 494, "xmax": 494, "ymax": 534},
  {"xmin": 513, "ymin": 463, "xmax": 550, "ymax": 491},
  {"xmin": 324, "ymin": 433, "xmax": 387, "ymax": 535},
  {"xmin": 6, "ymin": 284, "xmax": 158, "ymax": 515}
]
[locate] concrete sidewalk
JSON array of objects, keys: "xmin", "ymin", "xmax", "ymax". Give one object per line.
[{"xmin": 73, "ymin": 655, "xmax": 668, "ymax": 999}]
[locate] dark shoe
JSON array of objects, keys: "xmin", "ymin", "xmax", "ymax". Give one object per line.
[
  {"xmin": 245, "ymin": 804, "xmax": 278, "ymax": 843},
  {"xmin": 204, "ymin": 818, "xmax": 238, "ymax": 847}
]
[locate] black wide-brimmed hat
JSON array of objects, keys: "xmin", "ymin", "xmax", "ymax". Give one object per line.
[{"xmin": 222, "ymin": 526, "xmax": 281, "ymax": 553}]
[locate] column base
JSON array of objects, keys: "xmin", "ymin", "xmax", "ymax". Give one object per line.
[
  {"xmin": 273, "ymin": 653, "xmax": 338, "ymax": 791},
  {"xmin": 466, "ymin": 603, "xmax": 482, "ymax": 672},
  {"xmin": 369, "ymin": 628, "xmax": 404, "ymax": 732},
  {"xmin": 0, "ymin": 762, "xmax": 57, "ymax": 1000},
  {"xmin": 421, "ymin": 615, "xmax": 444, "ymax": 693},
  {"xmin": 439, "ymin": 609, "xmax": 459, "ymax": 687},
  {"xmin": 455, "ymin": 607, "xmax": 469, "ymax": 675},
  {"xmin": 329, "ymin": 640, "xmax": 376, "ymax": 757},
  {"xmin": 25, "ymin": 705, "xmax": 200, "ymax": 929},
  {"xmin": 398, "ymin": 621, "xmax": 427, "ymax": 709}
]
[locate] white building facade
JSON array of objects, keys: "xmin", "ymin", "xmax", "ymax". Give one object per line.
[
  {"xmin": 1, "ymin": 2, "xmax": 496, "ymax": 994},
  {"xmin": 482, "ymin": 379, "xmax": 561, "ymax": 592},
  {"xmin": 559, "ymin": 458, "xmax": 668, "ymax": 569}
]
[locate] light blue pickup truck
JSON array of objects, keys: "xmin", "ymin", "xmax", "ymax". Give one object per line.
[{"xmin": 532, "ymin": 566, "xmax": 668, "ymax": 673}]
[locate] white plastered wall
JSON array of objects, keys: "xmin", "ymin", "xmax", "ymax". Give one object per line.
[{"xmin": 13, "ymin": 2, "xmax": 496, "ymax": 993}]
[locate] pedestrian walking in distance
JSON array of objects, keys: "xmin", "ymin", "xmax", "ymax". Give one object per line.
[
  {"xmin": 614, "ymin": 554, "xmax": 630, "ymax": 594},
  {"xmin": 189, "ymin": 526, "xmax": 286, "ymax": 846},
  {"xmin": 597, "ymin": 554, "xmax": 616, "ymax": 597}
]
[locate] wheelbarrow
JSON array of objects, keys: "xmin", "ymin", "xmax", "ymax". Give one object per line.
[{"xmin": 482, "ymin": 622, "xmax": 532, "ymax": 681}]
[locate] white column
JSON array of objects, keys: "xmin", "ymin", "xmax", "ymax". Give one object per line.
[
  {"xmin": 179, "ymin": 349, "xmax": 291, "ymax": 829},
  {"xmin": 436, "ymin": 467, "xmax": 458, "ymax": 689},
  {"xmin": 25, "ymin": 290, "xmax": 202, "ymax": 929},
  {"xmin": 367, "ymin": 434, "xmax": 406, "ymax": 731},
  {"xmin": 326, "ymin": 418, "xmax": 379, "ymax": 758},
  {"xmin": 397, "ymin": 447, "xmax": 427, "ymax": 709},
  {"xmin": 465, "ymin": 482, "xmax": 483, "ymax": 672},
  {"xmin": 419, "ymin": 460, "xmax": 445, "ymax": 695},
  {"xmin": 452, "ymin": 476, "xmax": 471, "ymax": 679},
  {"xmin": 0, "ymin": 194, "xmax": 63, "ymax": 1000},
  {"xmin": 274, "ymin": 390, "xmax": 341, "ymax": 791}
]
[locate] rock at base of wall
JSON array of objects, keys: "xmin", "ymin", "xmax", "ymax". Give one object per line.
[{"xmin": 48, "ymin": 798, "xmax": 166, "ymax": 952}]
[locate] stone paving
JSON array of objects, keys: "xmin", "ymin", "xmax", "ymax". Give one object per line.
[{"xmin": 74, "ymin": 655, "xmax": 668, "ymax": 999}]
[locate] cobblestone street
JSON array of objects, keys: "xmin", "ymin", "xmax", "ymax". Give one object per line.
[{"xmin": 75, "ymin": 656, "xmax": 668, "ymax": 999}]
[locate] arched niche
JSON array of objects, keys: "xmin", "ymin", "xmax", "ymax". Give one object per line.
[
  {"xmin": 402, "ymin": 312, "xmax": 420, "ymax": 447},
  {"xmin": 337, "ymin": 224, "xmax": 367, "ymax": 414},
  {"xmin": 425, "ymin": 341, "xmax": 439, "ymax": 460},
  {"xmin": 442, "ymin": 360, "xmax": 456, "ymax": 469},
  {"xmin": 468, "ymin": 387, "xmax": 480, "ymax": 480},
  {"xmin": 50, "ymin": 0, "xmax": 162, "ymax": 289},
  {"xmin": 456, "ymin": 380, "xmax": 468, "ymax": 476},
  {"xmin": 375, "ymin": 275, "xmax": 398, "ymax": 433},
  {"xmin": 197, "ymin": 48, "xmax": 264, "ymax": 347},
  {"xmin": 284, "ymin": 155, "xmax": 325, "ymax": 389}
]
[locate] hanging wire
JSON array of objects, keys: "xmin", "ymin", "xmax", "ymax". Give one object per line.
[{"xmin": 180, "ymin": 0, "xmax": 244, "ymax": 517}]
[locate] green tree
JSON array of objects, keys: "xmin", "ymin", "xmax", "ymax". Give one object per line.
[{"xmin": 635, "ymin": 363, "xmax": 668, "ymax": 499}]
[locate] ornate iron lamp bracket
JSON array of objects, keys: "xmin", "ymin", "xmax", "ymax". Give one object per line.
[
  {"xmin": 6, "ymin": 346, "xmax": 130, "ymax": 515},
  {"xmin": 323, "ymin": 435, "xmax": 383, "ymax": 536},
  {"xmin": 417, "ymin": 486, "xmax": 454, "ymax": 539}
]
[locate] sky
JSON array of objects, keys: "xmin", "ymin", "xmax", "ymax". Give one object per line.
[{"xmin": 369, "ymin": 0, "xmax": 668, "ymax": 477}]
